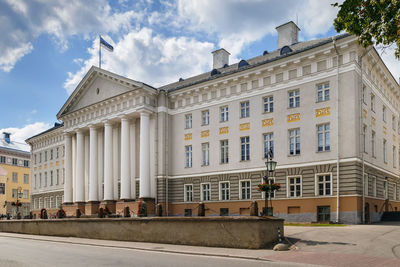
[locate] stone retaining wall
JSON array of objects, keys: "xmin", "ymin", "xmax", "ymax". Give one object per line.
[{"xmin": 0, "ymin": 216, "xmax": 284, "ymax": 249}]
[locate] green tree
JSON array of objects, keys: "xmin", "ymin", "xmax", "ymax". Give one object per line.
[{"xmin": 333, "ymin": 0, "xmax": 400, "ymax": 58}]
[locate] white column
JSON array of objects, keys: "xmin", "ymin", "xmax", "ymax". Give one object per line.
[
  {"xmin": 130, "ymin": 120, "xmax": 136, "ymax": 199},
  {"xmin": 64, "ymin": 133, "xmax": 73, "ymax": 203},
  {"xmin": 120, "ymin": 117, "xmax": 131, "ymax": 199},
  {"xmin": 89, "ymin": 126, "xmax": 98, "ymax": 201},
  {"xmin": 97, "ymin": 130, "xmax": 104, "ymax": 201},
  {"xmin": 84, "ymin": 134, "xmax": 89, "ymax": 201},
  {"xmin": 104, "ymin": 122, "xmax": 113, "ymax": 201},
  {"xmin": 75, "ymin": 130, "xmax": 85, "ymax": 202},
  {"xmin": 113, "ymin": 126, "xmax": 119, "ymax": 200},
  {"xmin": 139, "ymin": 112, "xmax": 151, "ymax": 198}
]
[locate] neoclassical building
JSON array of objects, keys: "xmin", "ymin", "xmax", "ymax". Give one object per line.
[{"xmin": 27, "ymin": 22, "xmax": 400, "ymax": 223}]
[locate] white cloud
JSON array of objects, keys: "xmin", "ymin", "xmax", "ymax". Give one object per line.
[
  {"xmin": 64, "ymin": 28, "xmax": 214, "ymax": 94},
  {"xmin": 0, "ymin": 0, "xmax": 142, "ymax": 72},
  {"xmin": 0, "ymin": 122, "xmax": 51, "ymax": 147}
]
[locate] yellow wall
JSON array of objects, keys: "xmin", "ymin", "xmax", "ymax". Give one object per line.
[{"xmin": 0, "ymin": 163, "xmax": 30, "ymax": 215}]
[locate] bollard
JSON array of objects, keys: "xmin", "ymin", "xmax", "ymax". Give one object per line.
[
  {"xmin": 156, "ymin": 203, "xmax": 163, "ymax": 217},
  {"xmin": 198, "ymin": 202, "xmax": 205, "ymax": 216},
  {"xmin": 98, "ymin": 208, "xmax": 104, "ymax": 218},
  {"xmin": 277, "ymin": 227, "xmax": 282, "ymax": 243},
  {"xmin": 76, "ymin": 209, "xmax": 81, "ymax": 218},
  {"xmin": 124, "ymin": 206, "xmax": 130, "ymax": 218},
  {"xmin": 250, "ymin": 201, "xmax": 259, "ymax": 216}
]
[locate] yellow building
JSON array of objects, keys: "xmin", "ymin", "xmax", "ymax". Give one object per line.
[{"xmin": 0, "ymin": 132, "xmax": 30, "ymax": 218}]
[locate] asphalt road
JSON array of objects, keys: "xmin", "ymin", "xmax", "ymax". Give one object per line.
[{"xmin": 0, "ymin": 235, "xmax": 308, "ymax": 267}]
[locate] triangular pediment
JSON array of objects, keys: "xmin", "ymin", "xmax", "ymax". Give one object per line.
[{"xmin": 57, "ymin": 66, "xmax": 156, "ymax": 119}]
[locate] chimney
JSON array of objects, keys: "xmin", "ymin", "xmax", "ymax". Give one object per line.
[
  {"xmin": 2, "ymin": 132, "xmax": 11, "ymax": 144},
  {"xmin": 212, "ymin": 48, "xmax": 230, "ymax": 69},
  {"xmin": 276, "ymin": 21, "xmax": 300, "ymax": 49}
]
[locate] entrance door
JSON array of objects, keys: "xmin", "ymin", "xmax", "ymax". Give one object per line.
[{"xmin": 317, "ymin": 206, "xmax": 331, "ymax": 222}]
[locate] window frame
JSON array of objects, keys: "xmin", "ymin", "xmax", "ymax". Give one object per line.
[
  {"xmin": 317, "ymin": 123, "xmax": 330, "ymax": 152},
  {"xmin": 185, "ymin": 145, "xmax": 193, "ymax": 168},
  {"xmin": 219, "ymin": 181, "xmax": 230, "ymax": 201},
  {"xmin": 184, "ymin": 184, "xmax": 193, "ymax": 202},
  {"xmin": 220, "ymin": 105, "xmax": 229, "ymax": 122},
  {"xmin": 383, "ymin": 139, "xmax": 387, "ymax": 163},
  {"xmin": 185, "ymin": 114, "xmax": 192, "ymax": 129},
  {"xmin": 263, "ymin": 95, "xmax": 273, "ymax": 113},
  {"xmin": 316, "ymin": 82, "xmax": 330, "ymax": 102},
  {"xmin": 288, "ymin": 89, "xmax": 300, "ymax": 108},
  {"xmin": 240, "ymin": 101, "xmax": 250, "ymax": 118},
  {"xmin": 289, "ymin": 128, "xmax": 300, "ymax": 155},
  {"xmin": 201, "ymin": 142, "xmax": 210, "ymax": 166},
  {"xmin": 240, "ymin": 136, "xmax": 250, "ymax": 161},
  {"xmin": 371, "ymin": 94, "xmax": 375, "ymax": 112},
  {"xmin": 263, "ymin": 133, "xmax": 274, "ymax": 158},
  {"xmin": 239, "ymin": 180, "xmax": 251, "ymax": 200},
  {"xmin": 287, "ymin": 175, "xmax": 302, "ymax": 198},
  {"xmin": 371, "ymin": 130, "xmax": 376, "ymax": 157},
  {"xmin": 315, "ymin": 173, "xmax": 333, "ymax": 196},
  {"xmin": 220, "ymin": 139, "xmax": 229, "ymax": 164},
  {"xmin": 200, "ymin": 182, "xmax": 211, "ymax": 202},
  {"xmin": 201, "ymin": 110, "xmax": 210, "ymax": 126}
]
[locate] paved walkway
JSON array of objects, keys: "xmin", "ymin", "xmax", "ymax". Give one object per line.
[{"xmin": 0, "ymin": 222, "xmax": 399, "ymax": 266}]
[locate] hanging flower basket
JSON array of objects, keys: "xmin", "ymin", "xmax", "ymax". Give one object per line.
[{"xmin": 257, "ymin": 182, "xmax": 281, "ymax": 192}]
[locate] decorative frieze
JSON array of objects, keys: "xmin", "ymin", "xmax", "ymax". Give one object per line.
[
  {"xmin": 288, "ymin": 113, "xmax": 300, "ymax": 122},
  {"xmin": 184, "ymin": 133, "xmax": 192, "ymax": 141},
  {"xmin": 262, "ymin": 118, "xmax": 274, "ymax": 127},
  {"xmin": 201, "ymin": 130, "xmax": 209, "ymax": 138},
  {"xmin": 363, "ymin": 109, "xmax": 367, "ymax": 119},
  {"xmin": 316, "ymin": 107, "xmax": 330, "ymax": 117},
  {"xmin": 371, "ymin": 117, "xmax": 376, "ymax": 126},
  {"xmin": 240, "ymin": 123, "xmax": 250, "ymax": 131},
  {"xmin": 219, "ymin": 127, "xmax": 229, "ymax": 135}
]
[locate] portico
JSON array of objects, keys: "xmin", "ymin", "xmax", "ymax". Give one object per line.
[{"xmin": 57, "ymin": 67, "xmax": 160, "ymax": 216}]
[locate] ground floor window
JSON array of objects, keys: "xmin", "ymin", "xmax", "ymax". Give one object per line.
[{"xmin": 317, "ymin": 206, "xmax": 331, "ymax": 222}]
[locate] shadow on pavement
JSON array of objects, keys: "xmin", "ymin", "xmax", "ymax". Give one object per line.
[{"xmin": 287, "ymin": 237, "xmax": 357, "ymax": 247}]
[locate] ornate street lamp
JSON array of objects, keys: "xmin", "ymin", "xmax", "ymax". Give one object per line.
[
  {"xmin": 262, "ymin": 150, "xmax": 277, "ymax": 216},
  {"xmin": 16, "ymin": 186, "xmax": 23, "ymax": 219}
]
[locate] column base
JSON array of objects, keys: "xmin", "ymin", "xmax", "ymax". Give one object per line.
[
  {"xmin": 62, "ymin": 202, "xmax": 76, "ymax": 217},
  {"xmin": 85, "ymin": 201, "xmax": 100, "ymax": 216},
  {"xmin": 74, "ymin": 202, "xmax": 86, "ymax": 217},
  {"xmin": 138, "ymin": 198, "xmax": 156, "ymax": 216},
  {"xmin": 116, "ymin": 199, "xmax": 137, "ymax": 217},
  {"xmin": 100, "ymin": 200, "xmax": 116, "ymax": 214}
]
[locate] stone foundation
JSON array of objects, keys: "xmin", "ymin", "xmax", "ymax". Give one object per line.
[{"xmin": 85, "ymin": 202, "xmax": 100, "ymax": 216}]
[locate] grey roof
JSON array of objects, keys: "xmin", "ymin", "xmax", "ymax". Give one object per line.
[
  {"xmin": 159, "ymin": 33, "xmax": 350, "ymax": 92},
  {"xmin": 25, "ymin": 122, "xmax": 63, "ymax": 143},
  {"xmin": 0, "ymin": 138, "xmax": 30, "ymax": 154}
]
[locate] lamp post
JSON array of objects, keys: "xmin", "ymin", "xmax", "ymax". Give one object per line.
[
  {"xmin": 16, "ymin": 186, "xmax": 23, "ymax": 219},
  {"xmin": 262, "ymin": 150, "xmax": 277, "ymax": 216}
]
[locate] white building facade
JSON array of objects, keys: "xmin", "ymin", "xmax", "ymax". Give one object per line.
[{"xmin": 28, "ymin": 22, "xmax": 400, "ymax": 223}]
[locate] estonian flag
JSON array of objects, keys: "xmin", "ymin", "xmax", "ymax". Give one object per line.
[{"xmin": 100, "ymin": 36, "xmax": 114, "ymax": 52}]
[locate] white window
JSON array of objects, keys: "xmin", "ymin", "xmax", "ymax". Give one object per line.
[
  {"xmin": 50, "ymin": 149, "xmax": 53, "ymax": 160},
  {"xmin": 393, "ymin": 115, "xmax": 396, "ymax": 131},
  {"xmin": 264, "ymin": 133, "xmax": 274, "ymax": 158},
  {"xmin": 45, "ymin": 151, "xmax": 47, "ymax": 161},
  {"xmin": 383, "ymin": 106, "xmax": 386, "ymax": 122},
  {"xmin": 372, "ymin": 176, "xmax": 377, "ymax": 197},
  {"xmin": 34, "ymin": 154, "xmax": 37, "ymax": 164},
  {"xmin": 24, "ymin": 174, "xmax": 29, "ymax": 184},
  {"xmin": 240, "ymin": 101, "xmax": 250, "ymax": 118},
  {"xmin": 39, "ymin": 198, "xmax": 43, "ymax": 209},
  {"xmin": 263, "ymin": 96, "xmax": 273, "ymax": 113},
  {"xmin": 44, "ymin": 172, "xmax": 48, "ymax": 187},
  {"xmin": 50, "ymin": 170, "xmax": 53, "ymax": 186},
  {"xmin": 394, "ymin": 184, "xmax": 397, "ymax": 200},
  {"xmin": 240, "ymin": 180, "xmax": 251, "ymax": 200},
  {"xmin": 201, "ymin": 183, "xmax": 211, "ymax": 201},
  {"xmin": 289, "ymin": 129, "xmax": 300, "ymax": 155},
  {"xmin": 240, "ymin": 136, "xmax": 250, "ymax": 161},
  {"xmin": 185, "ymin": 145, "xmax": 192, "ymax": 168},
  {"xmin": 371, "ymin": 131, "xmax": 376, "ymax": 157},
  {"xmin": 201, "ymin": 143, "xmax": 209, "ymax": 166},
  {"xmin": 317, "ymin": 82, "xmax": 330, "ymax": 102},
  {"xmin": 288, "ymin": 176, "xmax": 302, "ymax": 197},
  {"xmin": 220, "ymin": 106, "xmax": 229, "ymax": 122},
  {"xmin": 12, "ymin": 172, "xmax": 17, "ymax": 183},
  {"xmin": 39, "ymin": 173, "xmax": 42, "ymax": 188},
  {"xmin": 50, "ymin": 197, "xmax": 55, "ymax": 208},
  {"xmin": 384, "ymin": 180, "xmax": 389, "ymax": 199},
  {"xmin": 363, "ymin": 124, "xmax": 367, "ymax": 153},
  {"xmin": 383, "ymin": 139, "xmax": 387, "ymax": 163},
  {"xmin": 56, "ymin": 169, "xmax": 59, "ymax": 185},
  {"xmin": 201, "ymin": 110, "xmax": 209, "ymax": 125},
  {"xmin": 185, "ymin": 114, "xmax": 192, "ymax": 129},
  {"xmin": 56, "ymin": 147, "xmax": 59, "ymax": 159},
  {"xmin": 12, "ymin": 158, "xmax": 17, "ymax": 165},
  {"xmin": 34, "ymin": 174, "xmax": 36, "ymax": 189},
  {"xmin": 220, "ymin": 182, "xmax": 230, "ymax": 200},
  {"xmin": 288, "ymin": 89, "xmax": 300, "ymax": 108},
  {"xmin": 220, "ymin": 140, "xmax": 229, "ymax": 164},
  {"xmin": 316, "ymin": 174, "xmax": 332, "ymax": 196},
  {"xmin": 317, "ymin": 124, "xmax": 330, "ymax": 152},
  {"xmin": 364, "ymin": 174, "xmax": 368, "ymax": 196},
  {"xmin": 371, "ymin": 94, "xmax": 375, "ymax": 111},
  {"xmin": 362, "ymin": 84, "xmax": 366, "ymax": 103},
  {"xmin": 184, "ymin": 184, "xmax": 193, "ymax": 202},
  {"xmin": 12, "ymin": 189, "xmax": 17, "ymax": 198},
  {"xmin": 394, "ymin": 146, "xmax": 397, "ymax": 168}
]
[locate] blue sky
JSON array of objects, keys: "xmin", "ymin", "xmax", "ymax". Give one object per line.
[{"xmin": 0, "ymin": 0, "xmax": 399, "ymax": 144}]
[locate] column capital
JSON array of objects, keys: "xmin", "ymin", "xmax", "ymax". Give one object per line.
[
  {"xmin": 89, "ymin": 124, "xmax": 98, "ymax": 130},
  {"xmin": 102, "ymin": 120, "xmax": 114, "ymax": 127},
  {"xmin": 63, "ymin": 132, "xmax": 72, "ymax": 138}
]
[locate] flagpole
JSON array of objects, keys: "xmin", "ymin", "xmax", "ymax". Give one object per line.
[{"xmin": 99, "ymin": 35, "xmax": 101, "ymax": 69}]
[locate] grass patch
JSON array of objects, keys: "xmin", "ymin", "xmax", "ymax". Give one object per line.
[{"xmin": 284, "ymin": 223, "xmax": 347, "ymax": 227}]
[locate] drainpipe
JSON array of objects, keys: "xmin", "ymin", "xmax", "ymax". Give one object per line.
[{"xmin": 332, "ymin": 37, "xmax": 340, "ymax": 223}]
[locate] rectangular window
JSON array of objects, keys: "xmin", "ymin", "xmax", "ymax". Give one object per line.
[
  {"xmin": 393, "ymin": 116, "xmax": 396, "ymax": 131},
  {"xmin": 371, "ymin": 131, "xmax": 376, "ymax": 157},
  {"xmin": 201, "ymin": 183, "xmax": 211, "ymax": 201},
  {"xmin": 362, "ymin": 84, "xmax": 366, "ymax": 103},
  {"xmin": 263, "ymin": 96, "xmax": 273, "ymax": 113},
  {"xmin": 372, "ymin": 176, "xmax": 377, "ymax": 197},
  {"xmin": 240, "ymin": 101, "xmax": 250, "ymax": 118},
  {"xmin": 34, "ymin": 174, "xmax": 36, "ymax": 189},
  {"xmin": 201, "ymin": 110, "xmax": 209, "ymax": 125},
  {"xmin": 288, "ymin": 176, "xmax": 302, "ymax": 197},
  {"xmin": 39, "ymin": 153, "xmax": 42, "ymax": 163},
  {"xmin": 363, "ymin": 124, "xmax": 367, "ymax": 153},
  {"xmin": 364, "ymin": 174, "xmax": 369, "ymax": 196},
  {"xmin": 264, "ymin": 133, "xmax": 274, "ymax": 158},
  {"xmin": 317, "ymin": 174, "xmax": 331, "ymax": 196},
  {"xmin": 317, "ymin": 124, "xmax": 330, "ymax": 152},
  {"xmin": 240, "ymin": 136, "xmax": 250, "ymax": 161},
  {"xmin": 240, "ymin": 180, "xmax": 251, "ymax": 200},
  {"xmin": 317, "ymin": 82, "xmax": 330, "ymax": 102},
  {"xmin": 185, "ymin": 145, "xmax": 192, "ymax": 168},
  {"xmin": 0, "ymin": 183, "xmax": 5, "ymax": 194},
  {"xmin": 12, "ymin": 158, "xmax": 18, "ymax": 165},
  {"xmin": 220, "ymin": 106, "xmax": 229, "ymax": 122},
  {"xmin": 220, "ymin": 140, "xmax": 229, "ymax": 164},
  {"xmin": 39, "ymin": 173, "xmax": 42, "ymax": 188},
  {"xmin": 288, "ymin": 89, "xmax": 300, "ymax": 108},
  {"xmin": 45, "ymin": 172, "xmax": 48, "ymax": 187},
  {"xmin": 12, "ymin": 189, "xmax": 17, "ymax": 198},
  {"xmin": 185, "ymin": 114, "xmax": 192, "ymax": 129},
  {"xmin": 393, "ymin": 146, "xmax": 397, "ymax": 168},
  {"xmin": 383, "ymin": 139, "xmax": 387, "ymax": 163},
  {"xmin": 289, "ymin": 129, "xmax": 300, "ymax": 155},
  {"xmin": 56, "ymin": 169, "xmax": 60, "ymax": 185},
  {"xmin": 220, "ymin": 182, "xmax": 230, "ymax": 201},
  {"xmin": 0, "ymin": 156, "xmax": 5, "ymax": 163},
  {"xmin": 23, "ymin": 174, "xmax": 29, "ymax": 184},
  {"xmin": 383, "ymin": 106, "xmax": 386, "ymax": 122},
  {"xmin": 56, "ymin": 148, "xmax": 59, "ymax": 159},
  {"xmin": 23, "ymin": 160, "xmax": 29, "ymax": 167},
  {"xmin": 23, "ymin": 190, "xmax": 28, "ymax": 199},
  {"xmin": 12, "ymin": 172, "xmax": 17, "ymax": 183},
  {"xmin": 45, "ymin": 151, "xmax": 47, "ymax": 161},
  {"xmin": 184, "ymin": 184, "xmax": 193, "ymax": 202},
  {"xmin": 34, "ymin": 154, "xmax": 37, "ymax": 164},
  {"xmin": 371, "ymin": 94, "xmax": 375, "ymax": 111},
  {"xmin": 384, "ymin": 180, "xmax": 389, "ymax": 199},
  {"xmin": 50, "ymin": 149, "xmax": 53, "ymax": 160},
  {"xmin": 201, "ymin": 143, "xmax": 209, "ymax": 166},
  {"xmin": 50, "ymin": 170, "xmax": 53, "ymax": 186}
]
